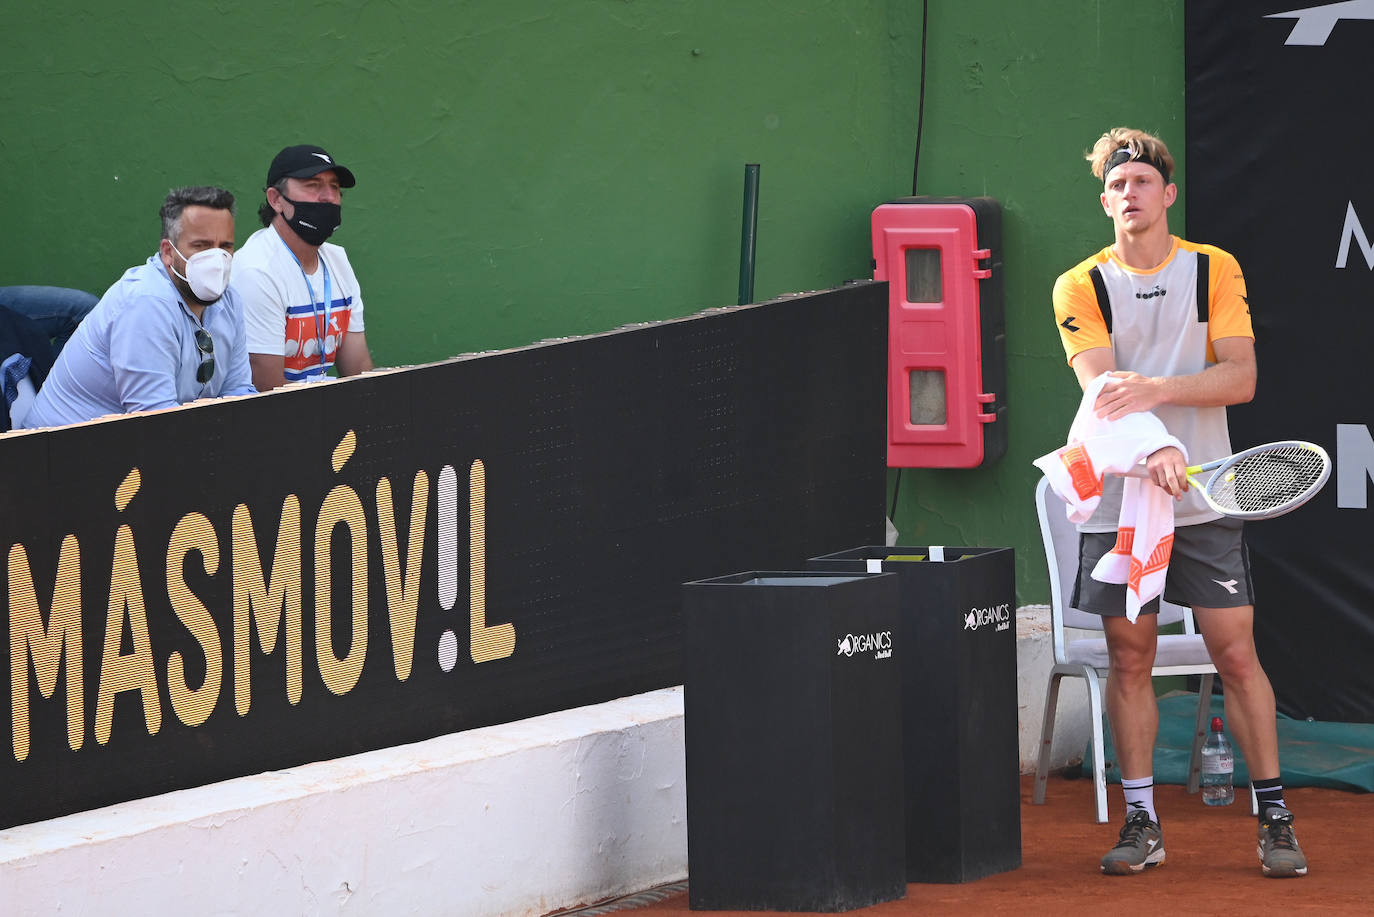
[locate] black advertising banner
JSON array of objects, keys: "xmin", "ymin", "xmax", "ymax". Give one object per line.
[
  {"xmin": 0, "ymin": 283, "xmax": 886, "ymax": 829},
  {"xmin": 1187, "ymin": 2, "xmax": 1374, "ymax": 721}
]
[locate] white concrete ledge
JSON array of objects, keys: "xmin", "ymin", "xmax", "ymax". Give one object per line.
[
  {"xmin": 0, "ymin": 688, "xmax": 689, "ymax": 917},
  {"xmin": 1016, "ymin": 605, "xmax": 1095, "ymax": 774},
  {"xmin": 2, "ymin": 615, "xmax": 1096, "ymax": 917}
]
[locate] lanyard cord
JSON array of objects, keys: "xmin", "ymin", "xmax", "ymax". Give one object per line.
[{"xmin": 279, "ymin": 236, "xmax": 332, "ymax": 376}]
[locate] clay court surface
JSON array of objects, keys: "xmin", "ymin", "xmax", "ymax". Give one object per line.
[{"xmin": 617, "ymin": 775, "xmax": 1373, "ymax": 916}]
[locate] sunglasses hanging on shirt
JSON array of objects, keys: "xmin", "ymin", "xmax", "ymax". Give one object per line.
[{"xmin": 195, "ymin": 328, "xmax": 215, "ymax": 383}]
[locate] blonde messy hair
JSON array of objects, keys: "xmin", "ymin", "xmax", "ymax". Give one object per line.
[{"xmin": 1086, "ymin": 127, "xmax": 1175, "ymax": 183}]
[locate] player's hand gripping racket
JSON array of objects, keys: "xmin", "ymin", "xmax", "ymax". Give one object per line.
[{"xmin": 1123, "ymin": 440, "xmax": 1331, "ymax": 520}]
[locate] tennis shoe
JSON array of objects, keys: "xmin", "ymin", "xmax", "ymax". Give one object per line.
[
  {"xmin": 1258, "ymin": 806, "xmax": 1308, "ymax": 878},
  {"xmin": 1101, "ymin": 809, "xmax": 1165, "ymax": 875}
]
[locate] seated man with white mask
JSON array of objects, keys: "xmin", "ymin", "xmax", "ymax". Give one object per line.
[{"xmin": 20, "ymin": 186, "xmax": 257, "ymax": 429}]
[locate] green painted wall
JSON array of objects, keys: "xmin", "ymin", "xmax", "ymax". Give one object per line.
[
  {"xmin": 1, "ymin": 0, "xmax": 1184, "ymax": 605},
  {"xmin": 891, "ymin": 0, "xmax": 1186, "ymax": 602}
]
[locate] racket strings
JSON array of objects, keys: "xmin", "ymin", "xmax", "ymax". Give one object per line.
[{"xmin": 1205, "ymin": 446, "xmax": 1327, "ymax": 513}]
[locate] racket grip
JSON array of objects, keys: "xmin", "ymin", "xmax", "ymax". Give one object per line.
[{"xmin": 1119, "ymin": 462, "xmax": 1204, "ymax": 479}]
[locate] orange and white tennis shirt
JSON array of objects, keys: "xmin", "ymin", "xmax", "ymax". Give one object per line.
[
  {"xmin": 1051, "ymin": 236, "xmax": 1254, "ymax": 531},
  {"xmin": 232, "ymin": 227, "xmax": 366, "ymax": 383}
]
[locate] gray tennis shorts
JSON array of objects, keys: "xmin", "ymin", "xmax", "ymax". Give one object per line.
[{"xmin": 1073, "ymin": 516, "xmax": 1254, "ymax": 616}]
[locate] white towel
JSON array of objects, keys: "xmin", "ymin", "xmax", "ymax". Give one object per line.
[
  {"xmin": 1090, "ymin": 477, "xmax": 1177, "ymax": 622},
  {"xmin": 1033, "ymin": 373, "xmax": 1186, "ymax": 621}
]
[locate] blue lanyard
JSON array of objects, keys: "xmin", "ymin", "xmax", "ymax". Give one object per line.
[{"xmin": 279, "ymin": 236, "xmax": 332, "ymax": 376}]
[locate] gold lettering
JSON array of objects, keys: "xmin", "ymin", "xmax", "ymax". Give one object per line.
[
  {"xmin": 315, "ymin": 484, "xmax": 368, "ymax": 695},
  {"xmin": 115, "ymin": 468, "xmax": 141, "ymax": 511},
  {"xmin": 166, "ymin": 513, "xmax": 222, "ymax": 728},
  {"xmin": 8, "ymin": 537, "xmax": 83, "ymax": 761},
  {"xmin": 232, "ymin": 499, "xmax": 303, "ymax": 715},
  {"xmin": 469, "ymin": 460, "xmax": 515, "ymax": 662},
  {"xmin": 332, "ymin": 430, "xmax": 356, "ymax": 472},
  {"xmin": 377, "ymin": 471, "xmax": 428, "ymax": 682},
  {"xmin": 95, "ymin": 524, "xmax": 161, "ymax": 744}
]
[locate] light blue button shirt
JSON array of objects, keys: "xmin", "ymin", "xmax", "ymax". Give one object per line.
[{"xmin": 20, "ymin": 254, "xmax": 257, "ymax": 429}]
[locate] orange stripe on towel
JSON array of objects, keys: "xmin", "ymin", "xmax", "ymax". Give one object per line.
[
  {"xmin": 1060, "ymin": 444, "xmax": 1102, "ymax": 501},
  {"xmin": 1127, "ymin": 533, "xmax": 1175, "ymax": 594}
]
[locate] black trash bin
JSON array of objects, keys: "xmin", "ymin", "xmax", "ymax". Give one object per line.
[
  {"xmin": 809, "ymin": 546, "xmax": 1020, "ymax": 884},
  {"xmin": 682, "ymin": 571, "xmax": 906, "ymax": 912}
]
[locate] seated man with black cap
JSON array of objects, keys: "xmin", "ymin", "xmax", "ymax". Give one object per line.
[{"xmin": 229, "ymin": 144, "xmax": 374, "ymax": 392}]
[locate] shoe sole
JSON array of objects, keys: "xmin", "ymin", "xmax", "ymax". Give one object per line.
[
  {"xmin": 1101, "ymin": 849, "xmax": 1165, "ymax": 875},
  {"xmin": 1258, "ymin": 846, "xmax": 1308, "ymax": 878}
]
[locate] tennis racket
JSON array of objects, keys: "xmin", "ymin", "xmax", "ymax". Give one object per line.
[{"xmin": 1122, "ymin": 440, "xmax": 1331, "ymax": 520}]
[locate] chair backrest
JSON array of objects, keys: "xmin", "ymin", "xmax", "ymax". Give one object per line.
[
  {"xmin": 1035, "ymin": 476, "xmax": 1195, "ymax": 662},
  {"xmin": 3, "ymin": 364, "xmax": 38, "ymax": 430},
  {"xmin": 0, "ymin": 304, "xmax": 54, "ymax": 433}
]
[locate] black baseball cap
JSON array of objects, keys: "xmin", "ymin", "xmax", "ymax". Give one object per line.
[{"xmin": 265, "ymin": 145, "xmax": 357, "ymax": 188}]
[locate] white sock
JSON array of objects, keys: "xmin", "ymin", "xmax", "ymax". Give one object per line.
[{"xmin": 1122, "ymin": 776, "xmax": 1158, "ymax": 823}]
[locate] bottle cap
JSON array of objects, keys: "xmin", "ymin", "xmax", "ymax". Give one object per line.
[{"xmin": 1210, "ymin": 716, "xmax": 1224, "ymax": 731}]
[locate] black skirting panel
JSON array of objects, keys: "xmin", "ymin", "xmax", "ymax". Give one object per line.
[
  {"xmin": 1186, "ymin": 1, "xmax": 1374, "ymax": 722},
  {"xmin": 0, "ymin": 282, "xmax": 886, "ymax": 829}
]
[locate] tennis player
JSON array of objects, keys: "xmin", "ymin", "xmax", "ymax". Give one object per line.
[{"xmin": 1051, "ymin": 127, "xmax": 1306, "ymax": 878}]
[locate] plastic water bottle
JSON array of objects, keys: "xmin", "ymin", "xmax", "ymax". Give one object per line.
[{"xmin": 1200, "ymin": 716, "xmax": 1235, "ymax": 806}]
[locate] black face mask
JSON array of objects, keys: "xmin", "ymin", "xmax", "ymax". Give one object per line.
[{"xmin": 281, "ymin": 196, "xmax": 342, "ymax": 246}]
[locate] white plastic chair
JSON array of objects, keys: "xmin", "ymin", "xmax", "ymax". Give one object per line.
[{"xmin": 1032, "ymin": 476, "xmax": 1255, "ymax": 822}]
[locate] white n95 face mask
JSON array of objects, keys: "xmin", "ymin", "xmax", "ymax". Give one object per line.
[{"xmin": 170, "ymin": 243, "xmax": 233, "ymax": 303}]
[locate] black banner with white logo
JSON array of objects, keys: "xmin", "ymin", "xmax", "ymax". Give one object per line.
[
  {"xmin": 1187, "ymin": 1, "xmax": 1374, "ymax": 721},
  {"xmin": 0, "ymin": 283, "xmax": 886, "ymax": 828}
]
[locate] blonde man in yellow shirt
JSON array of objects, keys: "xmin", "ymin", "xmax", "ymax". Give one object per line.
[{"xmin": 1051, "ymin": 127, "xmax": 1306, "ymax": 879}]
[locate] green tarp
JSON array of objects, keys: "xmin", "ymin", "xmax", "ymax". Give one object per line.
[{"xmin": 1089, "ymin": 693, "xmax": 1374, "ymax": 792}]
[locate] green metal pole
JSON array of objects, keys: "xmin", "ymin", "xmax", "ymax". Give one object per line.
[{"xmin": 738, "ymin": 163, "xmax": 760, "ymax": 305}]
